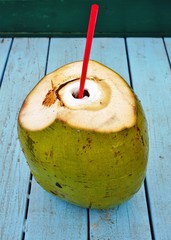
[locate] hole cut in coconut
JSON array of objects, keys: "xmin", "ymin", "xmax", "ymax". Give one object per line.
[
  {"xmin": 72, "ymin": 89, "xmax": 90, "ymax": 99},
  {"xmin": 58, "ymin": 79, "xmax": 105, "ymax": 110}
]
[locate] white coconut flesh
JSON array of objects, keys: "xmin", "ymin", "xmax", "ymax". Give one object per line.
[{"xmin": 19, "ymin": 60, "xmax": 136, "ymax": 133}]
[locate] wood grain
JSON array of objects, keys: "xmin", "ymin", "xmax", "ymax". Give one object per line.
[
  {"xmin": 164, "ymin": 37, "xmax": 171, "ymax": 65},
  {"xmin": 0, "ymin": 38, "xmax": 49, "ymax": 240},
  {"xmin": 127, "ymin": 38, "xmax": 171, "ymax": 240},
  {"xmin": 0, "ymin": 38, "xmax": 12, "ymax": 83},
  {"xmin": 24, "ymin": 38, "xmax": 88, "ymax": 240},
  {"xmin": 1, "ymin": 37, "xmax": 171, "ymax": 240},
  {"xmin": 90, "ymin": 187, "xmax": 151, "ymax": 240},
  {"xmin": 89, "ymin": 38, "xmax": 151, "ymax": 240},
  {"xmin": 25, "ymin": 179, "xmax": 87, "ymax": 240}
]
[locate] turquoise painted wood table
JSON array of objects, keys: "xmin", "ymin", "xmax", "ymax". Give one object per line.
[{"xmin": 0, "ymin": 37, "xmax": 171, "ymax": 240}]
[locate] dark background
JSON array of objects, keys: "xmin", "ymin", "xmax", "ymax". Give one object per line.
[{"xmin": 0, "ymin": 0, "xmax": 171, "ymax": 37}]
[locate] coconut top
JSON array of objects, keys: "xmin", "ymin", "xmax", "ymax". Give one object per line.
[{"xmin": 18, "ymin": 60, "xmax": 137, "ymax": 133}]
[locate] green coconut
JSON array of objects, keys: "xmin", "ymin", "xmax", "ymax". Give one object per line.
[{"xmin": 18, "ymin": 60, "xmax": 148, "ymax": 209}]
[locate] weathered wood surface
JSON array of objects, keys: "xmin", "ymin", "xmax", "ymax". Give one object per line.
[
  {"xmin": 164, "ymin": 38, "xmax": 171, "ymax": 64},
  {"xmin": 24, "ymin": 38, "xmax": 88, "ymax": 240},
  {"xmin": 88, "ymin": 38, "xmax": 151, "ymax": 240},
  {"xmin": 0, "ymin": 38, "xmax": 12, "ymax": 84},
  {"xmin": 24, "ymin": 38, "xmax": 151, "ymax": 240},
  {"xmin": 0, "ymin": 38, "xmax": 49, "ymax": 240},
  {"xmin": 0, "ymin": 37, "xmax": 171, "ymax": 240},
  {"xmin": 127, "ymin": 38, "xmax": 171, "ymax": 240}
]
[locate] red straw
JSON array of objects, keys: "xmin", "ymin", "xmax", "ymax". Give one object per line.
[{"xmin": 78, "ymin": 4, "xmax": 99, "ymax": 99}]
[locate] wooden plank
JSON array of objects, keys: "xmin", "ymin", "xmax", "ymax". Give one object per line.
[
  {"xmin": 0, "ymin": 38, "xmax": 12, "ymax": 82},
  {"xmin": 0, "ymin": 38, "xmax": 49, "ymax": 240},
  {"xmin": 47, "ymin": 37, "xmax": 130, "ymax": 80},
  {"xmin": 127, "ymin": 38, "xmax": 171, "ymax": 240},
  {"xmin": 24, "ymin": 38, "xmax": 88, "ymax": 240},
  {"xmin": 46, "ymin": 38, "xmax": 85, "ymax": 73},
  {"xmin": 88, "ymin": 38, "xmax": 152, "ymax": 240},
  {"xmin": 25, "ymin": 179, "xmax": 87, "ymax": 240},
  {"xmin": 164, "ymin": 37, "xmax": 171, "ymax": 64},
  {"xmin": 91, "ymin": 38, "xmax": 130, "ymax": 82},
  {"xmin": 90, "ymin": 187, "xmax": 151, "ymax": 240}
]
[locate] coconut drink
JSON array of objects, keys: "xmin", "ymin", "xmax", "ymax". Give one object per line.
[{"xmin": 18, "ymin": 60, "xmax": 148, "ymax": 209}]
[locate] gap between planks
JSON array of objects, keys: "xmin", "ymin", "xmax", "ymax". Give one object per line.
[
  {"xmin": 0, "ymin": 38, "xmax": 13, "ymax": 87},
  {"xmin": 2, "ymin": 37, "xmax": 159, "ymax": 239},
  {"xmin": 22, "ymin": 174, "xmax": 32, "ymax": 240},
  {"xmin": 21, "ymin": 38, "xmax": 51, "ymax": 240}
]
